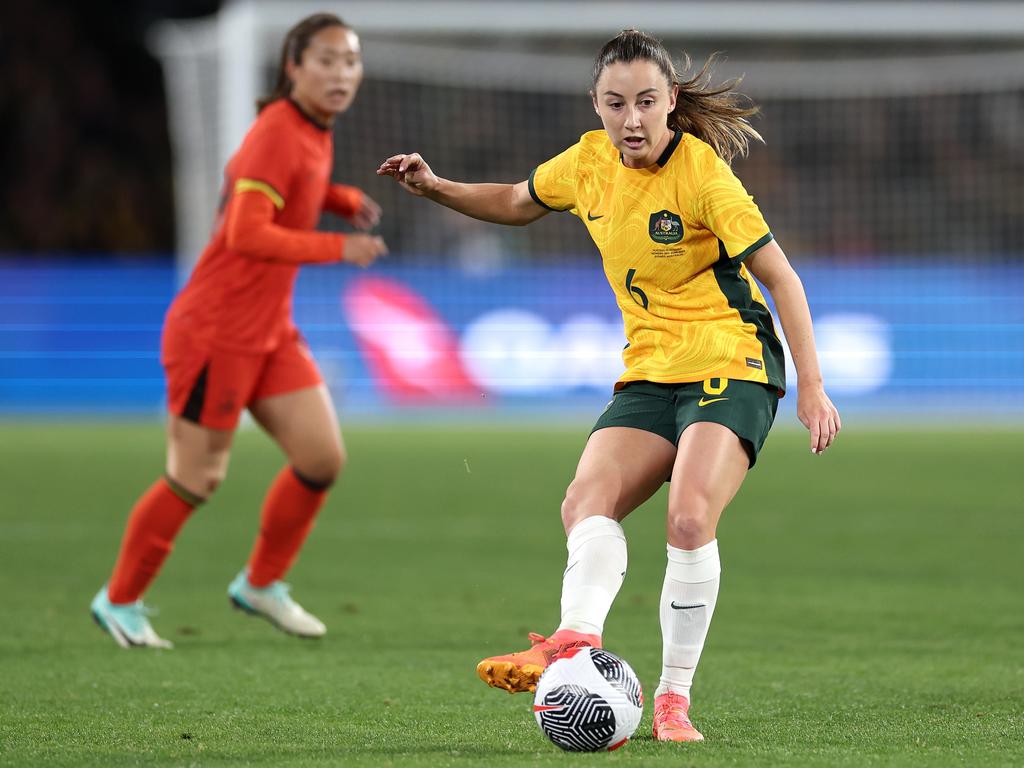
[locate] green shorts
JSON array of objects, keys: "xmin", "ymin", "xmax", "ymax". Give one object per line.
[{"xmin": 591, "ymin": 378, "xmax": 779, "ymax": 468}]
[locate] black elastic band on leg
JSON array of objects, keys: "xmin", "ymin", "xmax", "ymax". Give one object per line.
[
  {"xmin": 164, "ymin": 474, "xmax": 206, "ymax": 507},
  {"xmin": 291, "ymin": 467, "xmax": 333, "ymax": 492}
]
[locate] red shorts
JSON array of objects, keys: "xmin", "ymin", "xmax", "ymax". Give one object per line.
[{"xmin": 162, "ymin": 326, "xmax": 323, "ymax": 430}]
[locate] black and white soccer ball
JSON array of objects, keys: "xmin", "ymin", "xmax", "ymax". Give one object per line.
[{"xmin": 532, "ymin": 646, "xmax": 643, "ymax": 752}]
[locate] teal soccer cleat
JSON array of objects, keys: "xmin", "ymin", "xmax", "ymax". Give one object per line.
[
  {"xmin": 228, "ymin": 571, "xmax": 326, "ymax": 638},
  {"xmin": 90, "ymin": 586, "xmax": 173, "ymax": 649}
]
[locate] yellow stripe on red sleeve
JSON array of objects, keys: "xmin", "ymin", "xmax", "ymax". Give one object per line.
[
  {"xmin": 226, "ymin": 187, "xmax": 343, "ymax": 263},
  {"xmin": 235, "ymin": 178, "xmax": 285, "ymax": 210}
]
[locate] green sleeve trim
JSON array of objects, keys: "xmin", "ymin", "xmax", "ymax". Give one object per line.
[
  {"xmin": 527, "ymin": 168, "xmax": 567, "ymax": 212},
  {"xmin": 733, "ymin": 232, "xmax": 774, "ymax": 262}
]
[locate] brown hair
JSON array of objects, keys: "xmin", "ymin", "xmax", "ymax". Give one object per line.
[
  {"xmin": 592, "ymin": 29, "xmax": 762, "ymax": 163},
  {"xmin": 256, "ymin": 13, "xmax": 349, "ymax": 112}
]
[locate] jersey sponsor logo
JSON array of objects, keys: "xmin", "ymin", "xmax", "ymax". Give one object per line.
[
  {"xmin": 697, "ymin": 396, "xmax": 728, "ymax": 407},
  {"xmin": 586, "ymin": 211, "xmax": 605, "ymax": 221},
  {"xmin": 649, "ymin": 210, "xmax": 683, "ymax": 244}
]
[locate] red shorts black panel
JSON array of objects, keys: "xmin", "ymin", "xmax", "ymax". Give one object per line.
[{"xmin": 162, "ymin": 327, "xmax": 323, "ymax": 430}]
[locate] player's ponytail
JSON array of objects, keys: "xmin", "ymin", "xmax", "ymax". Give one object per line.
[
  {"xmin": 256, "ymin": 13, "xmax": 349, "ymax": 113},
  {"xmin": 592, "ymin": 30, "xmax": 762, "ymax": 164}
]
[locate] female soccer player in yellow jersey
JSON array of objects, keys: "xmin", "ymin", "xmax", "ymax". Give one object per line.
[{"xmin": 379, "ymin": 29, "xmax": 841, "ymax": 743}]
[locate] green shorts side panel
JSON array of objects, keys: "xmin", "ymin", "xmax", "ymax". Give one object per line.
[{"xmin": 590, "ymin": 382, "xmax": 679, "ymax": 446}]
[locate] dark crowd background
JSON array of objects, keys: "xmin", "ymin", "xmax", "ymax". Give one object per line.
[
  {"xmin": 0, "ymin": 0, "xmax": 217, "ymax": 255},
  {"xmin": 2, "ymin": 1, "xmax": 1022, "ymax": 262}
]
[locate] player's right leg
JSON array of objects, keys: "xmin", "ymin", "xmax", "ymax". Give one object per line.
[
  {"xmin": 92, "ymin": 328, "xmax": 243, "ymax": 649},
  {"xmin": 477, "ymin": 393, "xmax": 677, "ymax": 693},
  {"xmin": 92, "ymin": 416, "xmax": 233, "ymax": 648}
]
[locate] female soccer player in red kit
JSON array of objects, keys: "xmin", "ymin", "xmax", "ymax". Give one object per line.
[{"xmin": 90, "ymin": 13, "xmax": 387, "ymax": 648}]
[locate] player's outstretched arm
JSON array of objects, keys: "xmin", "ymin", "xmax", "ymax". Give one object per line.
[
  {"xmin": 227, "ymin": 190, "xmax": 387, "ymax": 267},
  {"xmin": 324, "ymin": 184, "xmax": 383, "ymax": 231},
  {"xmin": 377, "ymin": 153, "xmax": 547, "ymax": 226},
  {"xmin": 747, "ymin": 239, "xmax": 841, "ymax": 455}
]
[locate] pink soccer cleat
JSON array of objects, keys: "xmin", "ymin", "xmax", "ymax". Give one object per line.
[{"xmin": 652, "ymin": 692, "xmax": 705, "ymax": 742}]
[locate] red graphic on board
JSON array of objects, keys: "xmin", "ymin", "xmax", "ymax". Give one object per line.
[{"xmin": 342, "ymin": 277, "xmax": 478, "ymax": 402}]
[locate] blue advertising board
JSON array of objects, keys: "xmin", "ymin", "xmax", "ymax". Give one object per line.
[{"xmin": 1, "ymin": 258, "xmax": 1021, "ymax": 420}]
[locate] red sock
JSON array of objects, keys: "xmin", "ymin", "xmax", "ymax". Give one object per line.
[
  {"xmin": 107, "ymin": 477, "xmax": 198, "ymax": 604},
  {"xmin": 247, "ymin": 467, "xmax": 329, "ymax": 588}
]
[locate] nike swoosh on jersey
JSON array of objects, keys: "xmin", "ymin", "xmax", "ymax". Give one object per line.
[
  {"xmin": 697, "ymin": 397, "xmax": 729, "ymax": 407},
  {"xmin": 670, "ymin": 602, "xmax": 706, "ymax": 610},
  {"xmin": 586, "ymin": 212, "xmax": 604, "ymax": 221}
]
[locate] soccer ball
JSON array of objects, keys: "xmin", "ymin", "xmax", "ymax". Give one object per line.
[{"xmin": 532, "ymin": 646, "xmax": 643, "ymax": 752}]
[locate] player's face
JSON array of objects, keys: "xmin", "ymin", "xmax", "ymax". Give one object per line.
[
  {"xmin": 592, "ymin": 60, "xmax": 677, "ymax": 169},
  {"xmin": 288, "ymin": 26, "xmax": 363, "ymax": 123}
]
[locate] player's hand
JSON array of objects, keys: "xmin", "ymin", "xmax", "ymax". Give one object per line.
[
  {"xmin": 348, "ymin": 193, "xmax": 382, "ymax": 231},
  {"xmin": 343, "ymin": 234, "xmax": 388, "ymax": 268},
  {"xmin": 797, "ymin": 382, "xmax": 841, "ymax": 455},
  {"xmin": 377, "ymin": 153, "xmax": 438, "ymax": 196}
]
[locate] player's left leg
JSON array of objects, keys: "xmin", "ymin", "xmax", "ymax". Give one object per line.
[
  {"xmin": 229, "ymin": 382, "xmax": 343, "ymax": 638},
  {"xmin": 654, "ymin": 421, "xmax": 749, "ymax": 742},
  {"xmin": 247, "ymin": 382, "xmax": 344, "ymax": 579},
  {"xmin": 229, "ymin": 335, "xmax": 343, "ymax": 638}
]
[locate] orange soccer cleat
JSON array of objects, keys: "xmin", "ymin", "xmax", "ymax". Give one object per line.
[
  {"xmin": 652, "ymin": 692, "xmax": 705, "ymax": 742},
  {"xmin": 476, "ymin": 629, "xmax": 601, "ymax": 693}
]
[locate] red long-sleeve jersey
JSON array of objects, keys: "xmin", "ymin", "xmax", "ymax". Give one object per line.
[{"xmin": 166, "ymin": 98, "xmax": 363, "ymax": 353}]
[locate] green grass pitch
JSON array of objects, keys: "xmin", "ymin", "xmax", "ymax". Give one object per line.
[{"xmin": 0, "ymin": 421, "xmax": 1021, "ymax": 767}]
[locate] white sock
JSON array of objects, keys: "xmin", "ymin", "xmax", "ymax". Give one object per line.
[
  {"xmin": 556, "ymin": 516, "xmax": 627, "ymax": 637},
  {"xmin": 656, "ymin": 539, "xmax": 721, "ymax": 700}
]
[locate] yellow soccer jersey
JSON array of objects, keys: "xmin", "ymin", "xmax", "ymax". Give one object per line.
[{"xmin": 529, "ymin": 129, "xmax": 786, "ymax": 393}]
